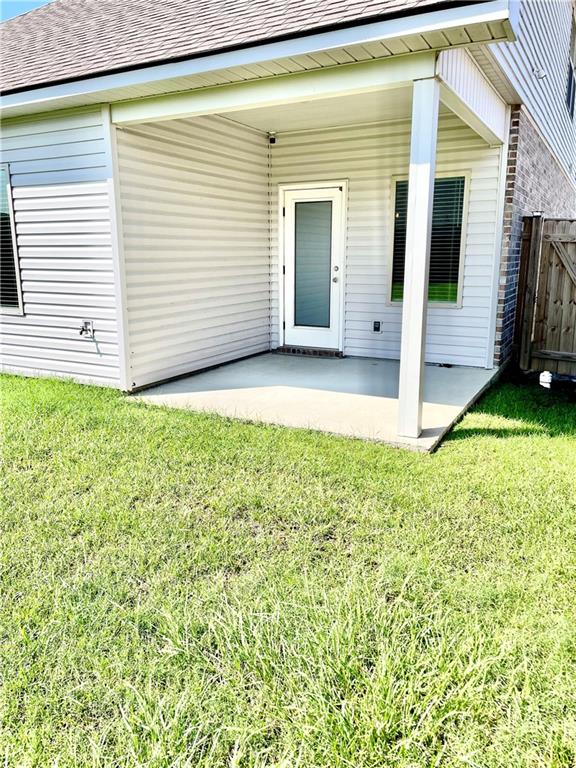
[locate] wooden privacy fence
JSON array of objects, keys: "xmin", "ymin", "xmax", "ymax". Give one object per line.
[{"xmin": 516, "ymin": 216, "xmax": 576, "ymax": 376}]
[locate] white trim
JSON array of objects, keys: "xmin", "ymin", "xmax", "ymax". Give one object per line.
[
  {"xmin": 111, "ymin": 53, "xmax": 436, "ymax": 125},
  {"xmin": 387, "ymin": 170, "xmax": 471, "ymax": 310},
  {"xmin": 0, "ymin": 162, "xmax": 24, "ymax": 316},
  {"xmin": 101, "ymin": 106, "xmax": 131, "ymax": 391},
  {"xmin": 278, "ymin": 180, "xmax": 348, "ymax": 350},
  {"xmin": 485, "ymin": 104, "xmax": 511, "ymax": 369},
  {"xmin": 0, "ymin": 0, "xmax": 514, "ymax": 115}
]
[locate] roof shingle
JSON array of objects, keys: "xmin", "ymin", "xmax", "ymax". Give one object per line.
[{"xmin": 0, "ymin": 0, "xmax": 454, "ymax": 95}]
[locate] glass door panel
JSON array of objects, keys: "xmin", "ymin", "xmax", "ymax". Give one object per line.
[{"xmin": 294, "ymin": 201, "xmax": 332, "ymax": 327}]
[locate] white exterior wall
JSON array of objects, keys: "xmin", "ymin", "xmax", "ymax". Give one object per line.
[
  {"xmin": 493, "ymin": 0, "xmax": 576, "ymax": 181},
  {"xmin": 1, "ymin": 104, "xmax": 505, "ymax": 390},
  {"xmin": 0, "ymin": 108, "xmax": 123, "ymax": 387},
  {"xmin": 437, "ymin": 48, "xmax": 509, "ymax": 144},
  {"xmin": 115, "ymin": 114, "xmax": 270, "ymax": 389},
  {"xmin": 270, "ymin": 114, "xmax": 503, "ymax": 367}
]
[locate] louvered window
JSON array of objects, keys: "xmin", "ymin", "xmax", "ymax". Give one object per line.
[
  {"xmin": 0, "ymin": 165, "xmax": 22, "ymax": 312},
  {"xmin": 392, "ymin": 176, "xmax": 466, "ymax": 304}
]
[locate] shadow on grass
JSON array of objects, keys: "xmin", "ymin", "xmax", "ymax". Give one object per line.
[{"xmin": 446, "ymin": 374, "xmax": 576, "ymax": 442}]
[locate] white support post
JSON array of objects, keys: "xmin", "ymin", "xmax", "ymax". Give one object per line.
[{"xmin": 397, "ymin": 77, "xmax": 439, "ymax": 438}]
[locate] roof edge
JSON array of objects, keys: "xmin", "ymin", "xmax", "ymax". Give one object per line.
[
  {"xmin": 0, "ymin": 0, "xmax": 515, "ymax": 118},
  {"xmin": 0, "ymin": 0, "xmax": 481, "ymax": 97}
]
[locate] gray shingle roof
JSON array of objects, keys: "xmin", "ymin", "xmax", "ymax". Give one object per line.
[{"xmin": 1, "ymin": 0, "xmax": 455, "ymax": 94}]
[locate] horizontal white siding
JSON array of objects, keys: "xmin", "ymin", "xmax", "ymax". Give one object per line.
[
  {"xmin": 492, "ymin": 0, "xmax": 576, "ymax": 181},
  {"xmin": 116, "ymin": 114, "xmax": 270, "ymax": 389},
  {"xmin": 0, "ymin": 181, "xmax": 121, "ymax": 386},
  {"xmin": 0, "ymin": 108, "xmax": 121, "ymax": 387},
  {"xmin": 0, "ymin": 107, "xmax": 111, "ymax": 186},
  {"xmin": 271, "ymin": 114, "xmax": 502, "ymax": 367},
  {"xmin": 438, "ymin": 48, "xmax": 508, "ymax": 142}
]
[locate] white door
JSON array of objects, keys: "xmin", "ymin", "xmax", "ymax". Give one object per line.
[{"xmin": 282, "ymin": 185, "xmax": 345, "ymax": 350}]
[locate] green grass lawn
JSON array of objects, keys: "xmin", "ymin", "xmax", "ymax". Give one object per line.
[
  {"xmin": 1, "ymin": 374, "xmax": 575, "ymax": 768},
  {"xmin": 391, "ymin": 282, "xmax": 459, "ymax": 303}
]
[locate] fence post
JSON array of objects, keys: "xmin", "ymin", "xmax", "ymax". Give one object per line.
[{"xmin": 516, "ymin": 214, "xmax": 543, "ymax": 370}]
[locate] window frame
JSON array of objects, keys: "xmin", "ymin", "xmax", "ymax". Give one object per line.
[
  {"xmin": 0, "ymin": 163, "xmax": 24, "ymax": 316},
  {"xmin": 387, "ymin": 170, "xmax": 470, "ymax": 310},
  {"xmin": 567, "ymin": 11, "xmax": 576, "ymax": 119},
  {"xmin": 567, "ymin": 65, "xmax": 576, "ymax": 119}
]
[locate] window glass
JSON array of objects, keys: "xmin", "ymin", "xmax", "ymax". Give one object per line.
[{"xmin": 294, "ymin": 200, "xmax": 332, "ymax": 327}]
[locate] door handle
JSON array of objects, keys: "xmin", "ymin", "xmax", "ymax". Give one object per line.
[{"xmin": 332, "ymin": 277, "xmax": 338, "ymax": 283}]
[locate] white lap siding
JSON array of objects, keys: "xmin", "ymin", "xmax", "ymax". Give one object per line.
[
  {"xmin": 115, "ymin": 114, "xmax": 270, "ymax": 390},
  {"xmin": 270, "ymin": 113, "xmax": 502, "ymax": 367},
  {"xmin": 0, "ymin": 108, "xmax": 122, "ymax": 387},
  {"xmin": 492, "ymin": 0, "xmax": 576, "ymax": 185}
]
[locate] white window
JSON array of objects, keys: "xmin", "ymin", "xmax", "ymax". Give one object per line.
[{"xmin": 0, "ymin": 164, "xmax": 23, "ymax": 314}]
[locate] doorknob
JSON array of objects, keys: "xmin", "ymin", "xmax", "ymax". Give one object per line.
[{"xmin": 332, "ymin": 277, "xmax": 338, "ymax": 283}]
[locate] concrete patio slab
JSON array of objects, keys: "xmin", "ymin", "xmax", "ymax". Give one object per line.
[{"xmin": 132, "ymin": 354, "xmax": 498, "ymax": 451}]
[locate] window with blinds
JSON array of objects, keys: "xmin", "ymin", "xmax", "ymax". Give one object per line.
[
  {"xmin": 392, "ymin": 176, "xmax": 466, "ymax": 304},
  {"xmin": 0, "ymin": 165, "xmax": 21, "ymax": 311}
]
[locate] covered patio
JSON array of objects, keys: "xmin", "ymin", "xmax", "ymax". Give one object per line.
[
  {"xmin": 113, "ymin": 46, "xmax": 508, "ymax": 447},
  {"xmin": 134, "ymin": 353, "xmax": 497, "ymax": 451}
]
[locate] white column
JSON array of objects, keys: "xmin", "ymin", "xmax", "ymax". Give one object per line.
[{"xmin": 397, "ymin": 77, "xmax": 439, "ymax": 438}]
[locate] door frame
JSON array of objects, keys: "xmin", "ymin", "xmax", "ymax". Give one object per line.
[{"xmin": 278, "ymin": 180, "xmax": 348, "ymax": 350}]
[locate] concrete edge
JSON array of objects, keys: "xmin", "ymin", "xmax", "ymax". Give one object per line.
[{"xmin": 426, "ymin": 363, "xmax": 505, "ymax": 453}]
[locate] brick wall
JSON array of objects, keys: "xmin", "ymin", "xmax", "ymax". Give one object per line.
[{"xmin": 494, "ymin": 106, "xmax": 576, "ymax": 365}]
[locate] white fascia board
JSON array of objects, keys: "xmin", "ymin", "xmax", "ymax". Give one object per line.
[
  {"xmin": 0, "ymin": 0, "xmax": 514, "ymax": 116},
  {"xmin": 112, "ymin": 53, "xmax": 436, "ymax": 125}
]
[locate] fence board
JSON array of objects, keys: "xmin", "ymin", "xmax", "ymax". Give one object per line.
[{"xmin": 516, "ymin": 216, "xmax": 576, "ymax": 376}]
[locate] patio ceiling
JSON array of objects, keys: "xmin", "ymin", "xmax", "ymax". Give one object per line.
[
  {"xmin": 112, "ymin": 46, "xmax": 506, "ymax": 147},
  {"xmin": 218, "ymin": 86, "xmax": 450, "ymax": 133}
]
